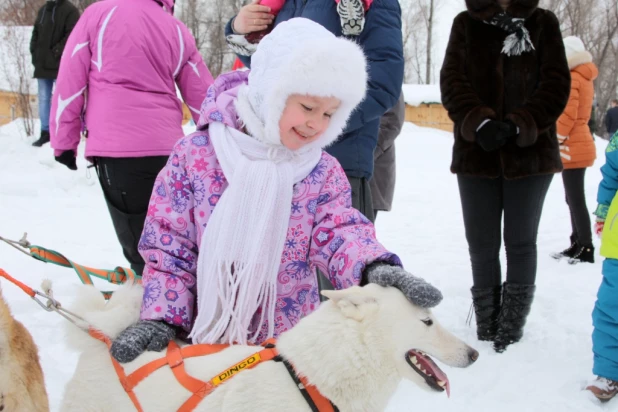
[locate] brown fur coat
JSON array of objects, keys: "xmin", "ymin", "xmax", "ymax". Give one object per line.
[{"xmin": 440, "ymin": 0, "xmax": 571, "ymax": 179}]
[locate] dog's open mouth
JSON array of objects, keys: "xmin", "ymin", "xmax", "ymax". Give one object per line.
[{"xmin": 406, "ymin": 350, "xmax": 450, "ymax": 397}]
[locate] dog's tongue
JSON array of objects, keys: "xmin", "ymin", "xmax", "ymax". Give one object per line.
[
  {"xmin": 409, "ymin": 350, "xmax": 451, "ymax": 397},
  {"xmin": 434, "ymin": 368, "xmax": 450, "ymax": 398}
]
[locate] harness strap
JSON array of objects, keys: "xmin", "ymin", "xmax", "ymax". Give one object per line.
[
  {"xmin": 0, "ymin": 268, "xmax": 35, "ymax": 297},
  {"xmin": 272, "ymin": 349, "xmax": 338, "ymax": 412},
  {"xmin": 300, "ymin": 375, "xmax": 339, "ymax": 412},
  {"xmin": 29, "ymin": 245, "xmax": 139, "ymax": 299},
  {"xmin": 88, "ymin": 329, "xmax": 145, "ymax": 412},
  {"xmin": 168, "ymin": 341, "xmax": 215, "ymax": 412}
]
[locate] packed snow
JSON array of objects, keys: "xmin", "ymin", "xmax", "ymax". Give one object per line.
[
  {"xmin": 402, "ymin": 84, "xmax": 442, "ymax": 106},
  {"xmin": 0, "ymin": 119, "xmax": 614, "ymax": 411}
]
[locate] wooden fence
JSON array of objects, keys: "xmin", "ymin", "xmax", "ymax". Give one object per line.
[
  {"xmin": 0, "ymin": 90, "xmax": 36, "ymax": 126},
  {"xmin": 0, "ymin": 90, "xmax": 194, "ymax": 127},
  {"xmin": 405, "ymin": 103, "xmax": 453, "ymax": 133}
]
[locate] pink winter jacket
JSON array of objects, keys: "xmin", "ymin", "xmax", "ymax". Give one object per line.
[
  {"xmin": 138, "ymin": 70, "xmax": 401, "ymax": 341},
  {"xmin": 50, "ymin": 0, "xmax": 214, "ymax": 159}
]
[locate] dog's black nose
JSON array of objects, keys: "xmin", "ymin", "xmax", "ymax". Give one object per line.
[{"xmin": 468, "ymin": 348, "xmax": 479, "ymax": 363}]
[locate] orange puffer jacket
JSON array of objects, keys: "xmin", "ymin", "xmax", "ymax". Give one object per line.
[{"xmin": 557, "ymin": 54, "xmax": 598, "ymax": 169}]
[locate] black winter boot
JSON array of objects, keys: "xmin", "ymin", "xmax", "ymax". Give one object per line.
[
  {"xmin": 568, "ymin": 244, "xmax": 594, "ymax": 264},
  {"xmin": 493, "ymin": 283, "xmax": 535, "ymax": 353},
  {"xmin": 32, "ymin": 130, "xmax": 50, "ymax": 147},
  {"xmin": 470, "ymin": 285, "xmax": 502, "ymax": 341},
  {"xmin": 551, "ymin": 235, "xmax": 578, "ymax": 260}
]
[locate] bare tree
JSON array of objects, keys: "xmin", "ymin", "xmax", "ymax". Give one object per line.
[
  {"xmin": 0, "ymin": 27, "xmax": 35, "ymax": 136},
  {"xmin": 0, "ymin": 0, "xmax": 39, "ymax": 25},
  {"xmin": 71, "ymin": 0, "xmax": 97, "ymax": 13},
  {"xmin": 401, "ymin": 0, "xmax": 442, "ymax": 84},
  {"xmin": 542, "ymin": 0, "xmax": 618, "ymax": 135},
  {"xmin": 424, "ymin": 0, "xmax": 435, "ymax": 84},
  {"xmin": 177, "ymin": 0, "xmax": 244, "ymax": 77}
]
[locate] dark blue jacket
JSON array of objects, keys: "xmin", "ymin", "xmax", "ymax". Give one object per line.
[
  {"xmin": 226, "ymin": 0, "xmax": 404, "ymax": 179},
  {"xmin": 606, "ymin": 107, "xmax": 618, "ymax": 136}
]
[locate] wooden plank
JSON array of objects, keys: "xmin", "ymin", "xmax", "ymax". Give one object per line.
[{"xmin": 404, "ymin": 103, "xmax": 453, "ymax": 133}]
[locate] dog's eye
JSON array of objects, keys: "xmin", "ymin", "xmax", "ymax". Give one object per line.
[{"xmin": 421, "ymin": 318, "xmax": 433, "ymax": 326}]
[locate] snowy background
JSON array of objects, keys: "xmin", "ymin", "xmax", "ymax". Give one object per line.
[{"xmin": 0, "ymin": 118, "xmax": 614, "ymax": 411}]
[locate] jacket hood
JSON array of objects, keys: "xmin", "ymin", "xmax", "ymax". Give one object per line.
[
  {"xmin": 465, "ymin": 0, "xmax": 539, "ymax": 20},
  {"xmin": 572, "ymin": 61, "xmax": 598, "ymax": 81},
  {"xmin": 199, "ymin": 19, "xmax": 368, "ymax": 153},
  {"xmin": 234, "ymin": 18, "xmax": 367, "ymax": 152},
  {"xmin": 197, "ymin": 70, "xmax": 248, "ymax": 131}
]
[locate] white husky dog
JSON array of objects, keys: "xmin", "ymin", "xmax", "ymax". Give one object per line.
[{"xmin": 61, "ymin": 283, "xmax": 478, "ymax": 412}]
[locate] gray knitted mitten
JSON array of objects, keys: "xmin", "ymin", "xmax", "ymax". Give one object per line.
[
  {"xmin": 364, "ymin": 263, "xmax": 443, "ymax": 308},
  {"xmin": 110, "ymin": 320, "xmax": 177, "ymax": 363}
]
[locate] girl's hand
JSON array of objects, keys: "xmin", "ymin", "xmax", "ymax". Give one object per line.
[
  {"xmin": 110, "ymin": 320, "xmax": 177, "ymax": 363},
  {"xmin": 364, "ymin": 263, "xmax": 443, "ymax": 308},
  {"xmin": 233, "ymin": 0, "xmax": 274, "ymax": 35}
]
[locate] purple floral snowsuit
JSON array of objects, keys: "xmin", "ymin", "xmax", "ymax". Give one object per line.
[{"xmin": 138, "ymin": 71, "xmax": 401, "ymax": 342}]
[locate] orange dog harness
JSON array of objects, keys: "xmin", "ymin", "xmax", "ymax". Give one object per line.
[
  {"xmin": 0, "ymin": 268, "xmax": 336, "ymax": 412},
  {"xmin": 89, "ymin": 330, "xmax": 338, "ymax": 412}
]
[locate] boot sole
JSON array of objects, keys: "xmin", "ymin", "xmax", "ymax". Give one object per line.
[
  {"xmin": 568, "ymin": 258, "xmax": 594, "ymax": 265},
  {"xmin": 551, "ymin": 253, "xmax": 573, "ymax": 260}
]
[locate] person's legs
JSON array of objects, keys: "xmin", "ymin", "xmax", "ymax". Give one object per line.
[
  {"xmin": 563, "ymin": 168, "xmax": 592, "ymax": 245},
  {"xmin": 33, "ymin": 78, "xmax": 55, "ymax": 146},
  {"xmin": 348, "ymin": 175, "xmax": 376, "ymax": 223},
  {"xmin": 457, "ymin": 174, "xmax": 503, "ymax": 340},
  {"xmin": 503, "ymin": 174, "xmax": 553, "ymax": 285},
  {"xmin": 95, "ymin": 156, "xmax": 169, "ymax": 275},
  {"xmin": 593, "ymin": 259, "xmax": 618, "ymax": 380},
  {"xmin": 457, "ymin": 175, "xmax": 503, "ymax": 288},
  {"xmin": 38, "ymin": 78, "xmax": 54, "ymax": 132},
  {"xmin": 495, "ymin": 173, "xmax": 552, "ymax": 352}
]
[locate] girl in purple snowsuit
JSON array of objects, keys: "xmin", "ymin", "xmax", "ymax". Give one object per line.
[{"xmin": 110, "ymin": 18, "xmax": 442, "ymax": 362}]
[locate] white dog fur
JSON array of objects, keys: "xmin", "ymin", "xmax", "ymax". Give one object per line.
[{"xmin": 61, "ymin": 283, "xmax": 477, "ymax": 412}]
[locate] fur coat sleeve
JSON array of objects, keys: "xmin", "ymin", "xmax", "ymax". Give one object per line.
[{"xmin": 440, "ymin": 13, "xmax": 498, "ymax": 142}]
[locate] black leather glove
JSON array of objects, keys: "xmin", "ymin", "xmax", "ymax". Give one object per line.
[
  {"xmin": 475, "ymin": 120, "xmax": 518, "ymax": 152},
  {"xmin": 503, "ymin": 119, "xmax": 519, "ymax": 136},
  {"xmin": 55, "ymin": 150, "xmax": 77, "ymax": 171},
  {"xmin": 110, "ymin": 320, "xmax": 177, "ymax": 363}
]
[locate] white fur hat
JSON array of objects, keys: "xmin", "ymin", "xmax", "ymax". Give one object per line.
[
  {"xmin": 563, "ymin": 36, "xmax": 586, "ymax": 60},
  {"xmin": 234, "ymin": 18, "xmax": 368, "ymax": 151}
]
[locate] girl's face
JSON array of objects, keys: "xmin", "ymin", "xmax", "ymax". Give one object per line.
[
  {"xmin": 279, "ymin": 94, "xmax": 341, "ymax": 151},
  {"xmin": 497, "ymin": 0, "xmax": 511, "ymax": 8}
]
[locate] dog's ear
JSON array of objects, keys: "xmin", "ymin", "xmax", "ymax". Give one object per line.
[{"xmin": 322, "ymin": 288, "xmax": 377, "ymax": 321}]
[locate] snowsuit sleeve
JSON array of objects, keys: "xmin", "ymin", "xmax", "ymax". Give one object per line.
[
  {"xmin": 596, "ymin": 132, "xmax": 618, "ymax": 220},
  {"xmin": 49, "ymin": 11, "xmax": 91, "ymax": 157},
  {"xmin": 138, "ymin": 137, "xmax": 199, "ymax": 332},
  {"xmin": 309, "ymin": 155, "xmax": 401, "ymax": 289},
  {"xmin": 175, "ymin": 25, "xmax": 214, "ymax": 122}
]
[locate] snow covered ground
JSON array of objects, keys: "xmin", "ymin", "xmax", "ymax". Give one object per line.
[{"xmin": 0, "ymin": 119, "xmax": 615, "ymax": 411}]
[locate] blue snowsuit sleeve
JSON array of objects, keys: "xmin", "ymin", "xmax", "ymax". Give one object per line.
[{"xmin": 596, "ymin": 131, "xmax": 618, "ymax": 219}]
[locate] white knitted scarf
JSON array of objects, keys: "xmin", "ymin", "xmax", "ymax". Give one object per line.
[{"xmin": 189, "ymin": 121, "xmax": 322, "ymax": 344}]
